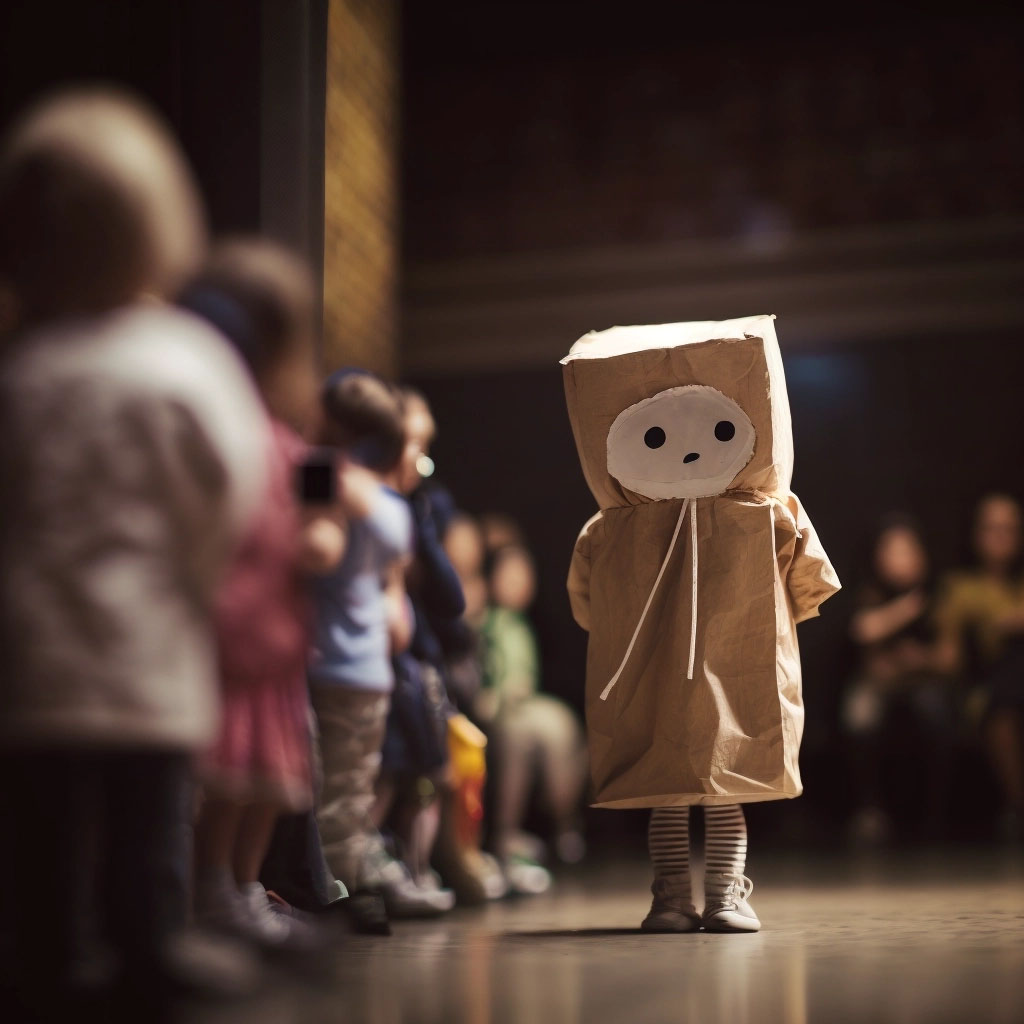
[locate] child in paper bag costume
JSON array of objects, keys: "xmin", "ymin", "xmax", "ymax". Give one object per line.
[{"xmin": 563, "ymin": 314, "xmax": 840, "ymax": 933}]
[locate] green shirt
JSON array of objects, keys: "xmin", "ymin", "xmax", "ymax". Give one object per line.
[{"xmin": 480, "ymin": 606, "xmax": 540, "ymax": 708}]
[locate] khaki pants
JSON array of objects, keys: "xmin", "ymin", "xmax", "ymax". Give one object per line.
[
  {"xmin": 310, "ymin": 685, "xmax": 390, "ymax": 891},
  {"xmin": 492, "ymin": 695, "xmax": 587, "ymax": 859}
]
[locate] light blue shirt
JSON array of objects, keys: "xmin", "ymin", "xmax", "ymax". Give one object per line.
[{"xmin": 308, "ymin": 486, "xmax": 412, "ymax": 691}]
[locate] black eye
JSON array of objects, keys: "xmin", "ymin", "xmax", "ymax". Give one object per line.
[
  {"xmin": 714, "ymin": 420, "xmax": 735, "ymax": 442},
  {"xmin": 644, "ymin": 426, "xmax": 666, "ymax": 449}
]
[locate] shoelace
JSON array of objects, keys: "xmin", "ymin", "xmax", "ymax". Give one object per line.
[{"xmin": 705, "ymin": 873, "xmax": 754, "ymax": 910}]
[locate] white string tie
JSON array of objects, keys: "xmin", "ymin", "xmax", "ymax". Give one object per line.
[
  {"xmin": 600, "ymin": 498, "xmax": 698, "ymax": 701},
  {"xmin": 687, "ymin": 497, "xmax": 698, "ymax": 681}
]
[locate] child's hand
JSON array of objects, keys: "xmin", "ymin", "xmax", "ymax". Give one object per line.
[
  {"xmin": 336, "ymin": 459, "xmax": 381, "ymax": 519},
  {"xmin": 850, "ymin": 589, "xmax": 926, "ymax": 645},
  {"xmin": 299, "ymin": 512, "xmax": 347, "ymax": 574},
  {"xmin": 474, "ymin": 688, "xmax": 500, "ymax": 723},
  {"xmin": 385, "ymin": 564, "xmax": 414, "ymax": 654}
]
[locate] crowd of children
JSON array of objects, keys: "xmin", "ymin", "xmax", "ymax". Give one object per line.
[{"xmin": 0, "ymin": 87, "xmax": 587, "ymax": 1015}]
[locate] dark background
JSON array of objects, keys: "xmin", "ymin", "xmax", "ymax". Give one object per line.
[
  {"xmin": 0, "ymin": 1, "xmax": 326, "ymax": 276},
  {"xmin": 0, "ymin": 2, "xmax": 265, "ymax": 233},
  {"xmin": 401, "ymin": 5, "xmax": 1024, "ymax": 259},
  {"xmin": 3, "ymin": 0, "xmax": 1024, "ymax": 843}
]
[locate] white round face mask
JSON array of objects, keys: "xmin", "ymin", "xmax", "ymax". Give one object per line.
[{"xmin": 606, "ymin": 385, "xmax": 756, "ymax": 499}]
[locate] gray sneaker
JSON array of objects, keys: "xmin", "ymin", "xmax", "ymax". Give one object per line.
[
  {"xmin": 702, "ymin": 873, "xmax": 760, "ymax": 933},
  {"xmin": 641, "ymin": 875, "xmax": 700, "ymax": 933},
  {"xmin": 365, "ymin": 852, "xmax": 454, "ymax": 918},
  {"xmin": 239, "ymin": 882, "xmax": 322, "ymax": 951}
]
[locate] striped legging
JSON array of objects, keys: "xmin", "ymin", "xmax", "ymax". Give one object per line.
[{"xmin": 648, "ymin": 805, "xmax": 748, "ymax": 887}]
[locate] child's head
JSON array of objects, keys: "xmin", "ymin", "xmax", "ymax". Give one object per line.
[
  {"xmin": 395, "ymin": 387, "xmax": 437, "ymax": 495},
  {"xmin": 178, "ymin": 239, "xmax": 317, "ymax": 428},
  {"xmin": 444, "ymin": 514, "xmax": 488, "ymax": 619},
  {"xmin": 0, "ymin": 87, "xmax": 205, "ymax": 330},
  {"xmin": 973, "ymin": 493, "xmax": 1023, "ymax": 573},
  {"xmin": 489, "ymin": 544, "xmax": 536, "ymax": 612},
  {"xmin": 320, "ymin": 369, "xmax": 405, "ymax": 476},
  {"xmin": 445, "ymin": 513, "xmax": 486, "ymax": 582},
  {"xmin": 871, "ymin": 517, "xmax": 928, "ymax": 591}
]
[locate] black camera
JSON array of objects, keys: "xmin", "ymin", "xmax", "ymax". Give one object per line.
[{"xmin": 295, "ymin": 449, "xmax": 337, "ymax": 506}]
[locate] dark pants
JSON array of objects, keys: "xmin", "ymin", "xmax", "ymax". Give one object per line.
[
  {"xmin": 986, "ymin": 636, "xmax": 1024, "ymax": 713},
  {"xmin": 845, "ymin": 677, "xmax": 956, "ymax": 835},
  {"xmin": 0, "ymin": 747, "xmax": 191, "ymax": 991},
  {"xmin": 260, "ymin": 808, "xmax": 339, "ymax": 912}
]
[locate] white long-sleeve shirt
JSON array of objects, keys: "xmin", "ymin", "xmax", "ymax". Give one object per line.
[{"xmin": 0, "ymin": 305, "xmax": 268, "ymax": 751}]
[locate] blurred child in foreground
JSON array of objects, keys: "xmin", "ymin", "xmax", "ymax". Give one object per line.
[
  {"xmin": 0, "ymin": 90, "xmax": 266, "ymax": 1003},
  {"xmin": 179, "ymin": 240, "xmax": 344, "ymax": 950}
]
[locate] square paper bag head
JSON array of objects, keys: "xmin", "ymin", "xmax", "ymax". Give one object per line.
[{"xmin": 563, "ymin": 315, "xmax": 840, "ymax": 809}]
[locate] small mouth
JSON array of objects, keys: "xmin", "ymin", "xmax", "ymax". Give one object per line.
[{"xmin": 683, "ymin": 452, "xmax": 700, "ymax": 464}]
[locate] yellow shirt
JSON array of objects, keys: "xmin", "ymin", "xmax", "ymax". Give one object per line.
[{"xmin": 933, "ymin": 571, "xmax": 1024, "ymax": 672}]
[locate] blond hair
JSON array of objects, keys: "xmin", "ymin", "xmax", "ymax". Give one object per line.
[{"xmin": 0, "ymin": 87, "xmax": 205, "ymax": 326}]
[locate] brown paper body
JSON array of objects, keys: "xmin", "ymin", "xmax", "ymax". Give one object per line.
[{"xmin": 563, "ymin": 322, "xmax": 840, "ymax": 809}]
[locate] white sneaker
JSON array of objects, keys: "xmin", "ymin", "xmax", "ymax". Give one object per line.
[
  {"xmin": 365, "ymin": 853, "xmax": 454, "ymax": 918},
  {"xmin": 505, "ymin": 855, "xmax": 552, "ymax": 896},
  {"xmin": 238, "ymin": 882, "xmax": 320, "ymax": 951},
  {"xmin": 641, "ymin": 876, "xmax": 700, "ymax": 933},
  {"xmin": 384, "ymin": 873, "xmax": 456, "ymax": 917},
  {"xmin": 414, "ymin": 870, "xmax": 457, "ymax": 912},
  {"xmin": 194, "ymin": 871, "xmax": 254, "ymax": 936},
  {"xmin": 702, "ymin": 873, "xmax": 761, "ymax": 933},
  {"xmin": 477, "ymin": 852, "xmax": 510, "ymax": 900}
]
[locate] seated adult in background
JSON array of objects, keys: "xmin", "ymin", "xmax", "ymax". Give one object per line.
[
  {"xmin": 934, "ymin": 493, "xmax": 1024, "ymax": 840},
  {"xmin": 842, "ymin": 516, "xmax": 953, "ymax": 843}
]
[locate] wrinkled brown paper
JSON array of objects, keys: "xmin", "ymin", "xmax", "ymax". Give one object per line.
[{"xmin": 564, "ymin": 316, "xmax": 840, "ymax": 808}]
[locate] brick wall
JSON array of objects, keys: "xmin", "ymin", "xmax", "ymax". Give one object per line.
[{"xmin": 323, "ymin": 0, "xmax": 397, "ymax": 375}]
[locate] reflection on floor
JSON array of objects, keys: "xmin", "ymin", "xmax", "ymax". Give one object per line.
[{"xmin": 192, "ymin": 849, "xmax": 1024, "ymax": 1024}]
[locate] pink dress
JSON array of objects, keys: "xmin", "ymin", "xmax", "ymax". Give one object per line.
[{"xmin": 204, "ymin": 419, "xmax": 313, "ymax": 810}]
